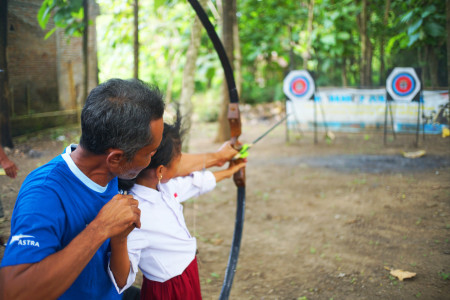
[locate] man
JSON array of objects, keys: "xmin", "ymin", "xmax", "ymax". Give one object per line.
[{"xmin": 0, "ymin": 78, "xmax": 165, "ymax": 299}]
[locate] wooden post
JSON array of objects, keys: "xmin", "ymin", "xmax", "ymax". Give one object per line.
[
  {"xmin": 26, "ymin": 82, "xmax": 31, "ymax": 115},
  {"xmin": 68, "ymin": 61, "xmax": 76, "ymax": 110}
]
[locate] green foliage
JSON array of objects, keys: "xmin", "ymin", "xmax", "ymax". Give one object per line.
[
  {"xmin": 439, "ymin": 272, "xmax": 449, "ymax": 280},
  {"xmin": 388, "ymin": 0, "xmax": 446, "ymax": 49},
  {"xmin": 88, "ymin": 0, "xmax": 448, "ymax": 107},
  {"xmin": 37, "ymin": 0, "xmax": 85, "ymax": 39}
]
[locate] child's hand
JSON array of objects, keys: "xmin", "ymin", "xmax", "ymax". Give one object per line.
[
  {"xmin": 213, "ymin": 159, "xmax": 246, "ymax": 183},
  {"xmin": 228, "ymin": 160, "xmax": 246, "ymax": 174}
]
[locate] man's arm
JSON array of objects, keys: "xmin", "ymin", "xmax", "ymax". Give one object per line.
[
  {"xmin": 0, "ymin": 222, "xmax": 108, "ymax": 300},
  {"xmin": 0, "ymin": 194, "xmax": 141, "ymax": 300},
  {"xmin": 176, "ymin": 141, "xmax": 238, "ymax": 177},
  {"xmin": 0, "ymin": 146, "xmax": 18, "ymax": 179}
]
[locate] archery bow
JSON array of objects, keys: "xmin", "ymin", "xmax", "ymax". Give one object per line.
[{"xmin": 187, "ymin": 1, "xmax": 245, "ymax": 299}]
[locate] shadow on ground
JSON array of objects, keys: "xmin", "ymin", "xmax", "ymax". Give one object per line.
[{"xmin": 275, "ymin": 154, "xmax": 450, "ymax": 174}]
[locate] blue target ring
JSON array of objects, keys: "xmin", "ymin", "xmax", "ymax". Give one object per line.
[
  {"xmin": 289, "ymin": 76, "xmax": 310, "ymax": 97},
  {"xmin": 392, "ymin": 73, "xmax": 415, "ymax": 97}
]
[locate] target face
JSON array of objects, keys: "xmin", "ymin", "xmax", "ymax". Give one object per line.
[
  {"xmin": 386, "ymin": 68, "xmax": 421, "ymax": 102},
  {"xmin": 283, "ymin": 70, "xmax": 315, "ymax": 101},
  {"xmin": 290, "ymin": 76, "xmax": 309, "ymax": 96}
]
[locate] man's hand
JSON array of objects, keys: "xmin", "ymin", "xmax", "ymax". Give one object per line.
[
  {"xmin": 1, "ymin": 158, "xmax": 18, "ymax": 179},
  {"xmin": 215, "ymin": 141, "xmax": 239, "ymax": 167},
  {"xmin": 93, "ymin": 194, "xmax": 141, "ymax": 239}
]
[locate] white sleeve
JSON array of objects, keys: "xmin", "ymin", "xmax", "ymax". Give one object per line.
[
  {"xmin": 107, "ymin": 228, "xmax": 145, "ymax": 294},
  {"xmin": 107, "ymin": 259, "xmax": 137, "ymax": 294},
  {"xmin": 168, "ymin": 170, "xmax": 216, "ymax": 203}
]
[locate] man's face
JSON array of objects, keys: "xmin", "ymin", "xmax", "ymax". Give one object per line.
[{"xmin": 118, "ymin": 118, "xmax": 164, "ymax": 180}]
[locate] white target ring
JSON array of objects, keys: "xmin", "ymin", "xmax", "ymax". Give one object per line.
[
  {"xmin": 386, "ymin": 67, "xmax": 421, "ymax": 102},
  {"xmin": 283, "ymin": 70, "xmax": 315, "ymax": 101}
]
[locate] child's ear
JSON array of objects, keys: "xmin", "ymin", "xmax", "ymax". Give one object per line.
[{"xmin": 156, "ymin": 165, "xmax": 165, "ymax": 179}]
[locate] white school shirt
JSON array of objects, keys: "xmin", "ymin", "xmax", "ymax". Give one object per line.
[{"xmin": 108, "ymin": 170, "xmax": 216, "ymax": 292}]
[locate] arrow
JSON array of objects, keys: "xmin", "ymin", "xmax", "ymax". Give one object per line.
[{"xmin": 233, "ymin": 114, "xmax": 289, "ymax": 160}]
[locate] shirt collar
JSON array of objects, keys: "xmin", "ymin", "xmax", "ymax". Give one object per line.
[
  {"xmin": 61, "ymin": 144, "xmax": 109, "ymax": 193},
  {"xmin": 131, "ymin": 184, "xmax": 160, "ymax": 203}
]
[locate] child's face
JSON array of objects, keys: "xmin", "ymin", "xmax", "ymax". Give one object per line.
[{"xmin": 161, "ymin": 154, "xmax": 181, "ymax": 183}]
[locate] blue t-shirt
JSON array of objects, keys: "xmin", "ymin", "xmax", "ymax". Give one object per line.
[{"xmin": 1, "ymin": 146, "xmax": 121, "ymax": 300}]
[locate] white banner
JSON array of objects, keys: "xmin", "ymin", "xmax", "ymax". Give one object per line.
[{"xmin": 287, "ymin": 88, "xmax": 449, "ymax": 134}]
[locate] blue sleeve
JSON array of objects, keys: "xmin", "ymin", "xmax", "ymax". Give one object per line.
[{"xmin": 1, "ymin": 184, "xmax": 65, "ymax": 267}]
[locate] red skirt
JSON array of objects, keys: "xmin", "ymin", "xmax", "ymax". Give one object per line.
[{"xmin": 140, "ymin": 257, "xmax": 202, "ymax": 300}]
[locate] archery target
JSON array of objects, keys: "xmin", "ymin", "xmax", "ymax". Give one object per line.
[
  {"xmin": 386, "ymin": 68, "xmax": 421, "ymax": 102},
  {"xmin": 283, "ymin": 70, "xmax": 315, "ymax": 101}
]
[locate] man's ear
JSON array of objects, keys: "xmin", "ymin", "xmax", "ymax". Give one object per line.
[{"xmin": 106, "ymin": 149, "xmax": 125, "ymax": 168}]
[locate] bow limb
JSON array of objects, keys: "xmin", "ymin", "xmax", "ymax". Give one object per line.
[{"xmin": 187, "ymin": 1, "xmax": 245, "ymax": 299}]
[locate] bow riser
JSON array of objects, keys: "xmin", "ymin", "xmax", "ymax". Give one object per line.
[{"xmin": 227, "ymin": 102, "xmax": 245, "ymax": 187}]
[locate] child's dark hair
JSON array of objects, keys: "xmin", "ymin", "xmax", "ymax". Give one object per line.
[{"xmin": 118, "ymin": 114, "xmax": 184, "ymax": 192}]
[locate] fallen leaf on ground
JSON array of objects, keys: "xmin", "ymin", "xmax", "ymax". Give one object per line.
[
  {"xmin": 211, "ymin": 238, "xmax": 224, "ymax": 245},
  {"xmin": 390, "ymin": 269, "xmax": 416, "ymax": 281},
  {"xmin": 345, "ymin": 219, "xmax": 358, "ymax": 224},
  {"xmin": 402, "ymin": 150, "xmax": 426, "ymax": 159},
  {"xmin": 442, "ymin": 127, "xmax": 450, "ymax": 138}
]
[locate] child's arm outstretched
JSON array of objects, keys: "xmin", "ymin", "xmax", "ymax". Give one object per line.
[
  {"xmin": 176, "ymin": 141, "xmax": 238, "ymax": 177},
  {"xmin": 213, "ymin": 161, "xmax": 246, "ymax": 183}
]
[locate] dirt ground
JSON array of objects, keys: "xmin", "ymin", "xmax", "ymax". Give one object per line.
[{"xmin": 1, "ymin": 119, "xmax": 449, "ymax": 300}]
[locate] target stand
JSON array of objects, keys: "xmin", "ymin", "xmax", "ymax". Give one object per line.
[
  {"xmin": 385, "ymin": 67, "xmax": 423, "ymax": 146},
  {"xmin": 283, "ymin": 70, "xmax": 325, "ymax": 144}
]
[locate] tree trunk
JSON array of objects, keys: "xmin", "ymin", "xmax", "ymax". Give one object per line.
[
  {"xmin": 428, "ymin": 45, "xmax": 439, "ymax": 88},
  {"xmin": 165, "ymin": 49, "xmax": 180, "ymax": 104},
  {"xmin": 366, "ymin": 40, "xmax": 373, "ymax": 86},
  {"xmin": 417, "ymin": 47, "xmax": 425, "ymax": 86},
  {"xmin": 0, "ymin": 0, "xmax": 13, "ymax": 148},
  {"xmin": 379, "ymin": 0, "xmax": 390, "ymax": 86},
  {"xmin": 350, "ymin": 56, "xmax": 357, "ymax": 83},
  {"xmin": 342, "ymin": 58, "xmax": 348, "ymax": 87},
  {"xmin": 423, "ymin": 46, "xmax": 429, "ymax": 87},
  {"xmin": 447, "ymin": 0, "xmax": 450, "ymax": 127},
  {"xmin": 358, "ymin": 0, "xmax": 368, "ymax": 87},
  {"xmin": 232, "ymin": 0, "xmax": 242, "ymax": 100},
  {"xmin": 215, "ymin": 0, "xmax": 235, "ymax": 143},
  {"xmin": 302, "ymin": 0, "xmax": 315, "ymax": 70},
  {"xmin": 379, "ymin": 45, "xmax": 385, "ymax": 86},
  {"xmin": 180, "ymin": 0, "xmax": 208, "ymax": 151},
  {"xmin": 82, "ymin": 0, "xmax": 89, "ymax": 107},
  {"xmin": 133, "ymin": 0, "xmax": 139, "ymax": 79},
  {"xmin": 288, "ymin": 25, "xmax": 296, "ymax": 71}
]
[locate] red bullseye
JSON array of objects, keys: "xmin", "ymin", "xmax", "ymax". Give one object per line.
[
  {"xmin": 394, "ymin": 75, "xmax": 413, "ymax": 94},
  {"xmin": 292, "ymin": 80, "xmax": 306, "ymax": 94},
  {"xmin": 290, "ymin": 77, "xmax": 308, "ymax": 96},
  {"xmin": 284, "ymin": 70, "xmax": 315, "ymax": 101}
]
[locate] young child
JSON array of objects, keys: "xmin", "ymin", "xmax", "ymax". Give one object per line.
[{"xmin": 108, "ymin": 118, "xmax": 246, "ymax": 299}]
